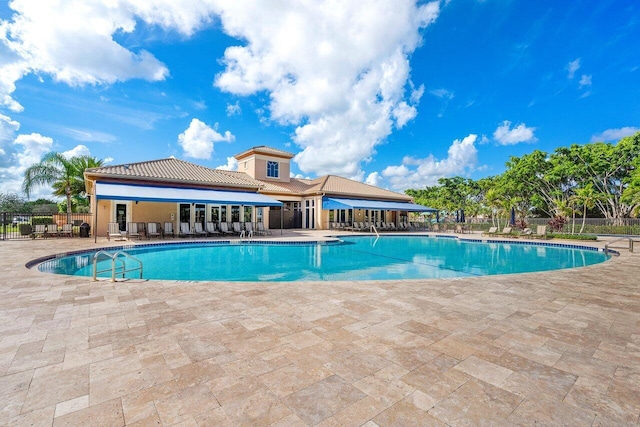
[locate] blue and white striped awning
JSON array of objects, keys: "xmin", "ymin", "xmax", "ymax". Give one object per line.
[
  {"xmin": 96, "ymin": 182, "xmax": 282, "ymax": 206},
  {"xmin": 322, "ymin": 197, "xmax": 436, "ymax": 212}
]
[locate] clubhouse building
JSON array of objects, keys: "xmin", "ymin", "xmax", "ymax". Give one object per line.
[{"xmin": 85, "ymin": 146, "xmax": 434, "ymax": 237}]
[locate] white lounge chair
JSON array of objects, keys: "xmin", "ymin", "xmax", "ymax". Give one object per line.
[
  {"xmin": 232, "ymin": 222, "xmax": 243, "ymax": 235},
  {"xmin": 482, "ymin": 226, "xmax": 498, "ymax": 236},
  {"xmin": 147, "ymin": 222, "xmax": 161, "ymax": 239},
  {"xmin": 179, "ymin": 222, "xmax": 194, "ymax": 238},
  {"xmin": 108, "ymin": 222, "xmax": 126, "ymax": 241},
  {"xmin": 219, "ymin": 222, "xmax": 233, "ymax": 235},
  {"xmin": 256, "ymin": 222, "xmax": 271, "ymax": 235},
  {"xmin": 32, "ymin": 224, "xmax": 47, "ymax": 238},
  {"xmin": 59, "ymin": 223, "xmax": 73, "ymax": 237},
  {"xmin": 194, "ymin": 222, "xmax": 208, "ymax": 237},
  {"xmin": 163, "ymin": 222, "xmax": 175, "ymax": 238},
  {"xmin": 206, "ymin": 222, "xmax": 220, "ymax": 236},
  {"xmin": 127, "ymin": 222, "xmax": 141, "ymax": 239},
  {"xmin": 533, "ymin": 225, "xmax": 548, "ymax": 239}
]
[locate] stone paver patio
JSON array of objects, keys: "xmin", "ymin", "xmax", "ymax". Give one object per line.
[{"xmin": 0, "ymin": 231, "xmax": 639, "ymax": 426}]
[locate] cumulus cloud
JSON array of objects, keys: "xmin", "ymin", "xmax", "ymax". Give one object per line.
[
  {"xmin": 217, "ymin": 156, "xmax": 238, "ymax": 171},
  {"xmin": 213, "ymin": 0, "xmax": 440, "ymax": 178},
  {"xmin": 590, "ymin": 127, "xmax": 640, "ymax": 142},
  {"xmin": 61, "ymin": 144, "xmax": 91, "ymax": 159},
  {"xmin": 0, "ymin": 0, "xmax": 221, "ymax": 110},
  {"xmin": 0, "ymin": 132, "xmax": 54, "ymax": 197},
  {"xmin": 365, "ymin": 171, "xmax": 382, "ymax": 187},
  {"xmin": 567, "ymin": 58, "xmax": 580, "ymax": 79},
  {"xmin": 381, "ymin": 134, "xmax": 478, "ymax": 190},
  {"xmin": 178, "ymin": 118, "xmax": 234, "ymax": 160},
  {"xmin": 493, "ymin": 120, "xmax": 537, "ymax": 145}
]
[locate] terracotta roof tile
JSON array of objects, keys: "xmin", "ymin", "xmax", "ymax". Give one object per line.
[
  {"xmin": 85, "ymin": 157, "xmax": 263, "ymax": 188},
  {"xmin": 234, "ymin": 145, "xmax": 295, "ymax": 160}
]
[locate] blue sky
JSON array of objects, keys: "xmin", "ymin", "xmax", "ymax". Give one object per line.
[{"xmin": 1, "ymin": 0, "xmax": 639, "ymax": 199}]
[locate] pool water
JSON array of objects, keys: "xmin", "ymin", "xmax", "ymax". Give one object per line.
[{"xmin": 37, "ymin": 235, "xmax": 609, "ymax": 282}]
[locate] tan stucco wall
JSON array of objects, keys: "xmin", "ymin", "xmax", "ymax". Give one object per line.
[{"xmin": 94, "ymin": 200, "xmax": 177, "ymax": 237}]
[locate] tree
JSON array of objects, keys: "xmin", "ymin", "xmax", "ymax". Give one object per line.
[
  {"xmin": 571, "ymin": 184, "xmax": 601, "ymax": 234},
  {"xmin": 22, "ymin": 153, "xmax": 103, "ymax": 222},
  {"xmin": 0, "ymin": 192, "xmax": 27, "ymax": 212}
]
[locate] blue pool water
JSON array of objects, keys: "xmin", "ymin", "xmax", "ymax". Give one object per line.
[{"xmin": 37, "ymin": 235, "xmax": 609, "ymax": 282}]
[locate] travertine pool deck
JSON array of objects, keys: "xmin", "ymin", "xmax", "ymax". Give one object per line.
[{"xmin": 1, "ymin": 231, "xmax": 639, "ymax": 426}]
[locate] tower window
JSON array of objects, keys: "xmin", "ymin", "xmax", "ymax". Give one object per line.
[{"xmin": 267, "ymin": 161, "xmax": 279, "ymax": 178}]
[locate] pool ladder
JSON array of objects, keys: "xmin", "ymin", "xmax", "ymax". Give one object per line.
[
  {"xmin": 93, "ymin": 250, "xmax": 143, "ymax": 282},
  {"xmin": 239, "ymin": 229, "xmax": 253, "ymax": 242}
]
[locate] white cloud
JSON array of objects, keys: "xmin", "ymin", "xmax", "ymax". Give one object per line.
[
  {"xmin": 590, "ymin": 127, "xmax": 640, "ymax": 142},
  {"xmin": 0, "ymin": 113, "xmax": 20, "ymax": 142},
  {"xmin": 579, "ymin": 74, "xmax": 592, "ymax": 88},
  {"xmin": 177, "ymin": 118, "xmax": 234, "ymax": 160},
  {"xmin": 429, "ymin": 88, "xmax": 454, "ymax": 99},
  {"xmin": 0, "ymin": 0, "xmax": 223, "ymax": 110},
  {"xmin": 217, "ymin": 156, "xmax": 238, "ymax": 171},
  {"xmin": 61, "ymin": 144, "xmax": 91, "ymax": 159},
  {"xmin": 226, "ymin": 101, "xmax": 241, "ymax": 116},
  {"xmin": 493, "ymin": 120, "xmax": 537, "ymax": 145},
  {"xmin": 567, "ymin": 58, "xmax": 580, "ymax": 79},
  {"xmin": 381, "ymin": 134, "xmax": 478, "ymax": 190},
  {"xmin": 213, "ymin": 0, "xmax": 440, "ymax": 178},
  {"xmin": 365, "ymin": 171, "xmax": 382, "ymax": 187},
  {"xmin": 0, "ymin": 132, "xmax": 54, "ymax": 197}
]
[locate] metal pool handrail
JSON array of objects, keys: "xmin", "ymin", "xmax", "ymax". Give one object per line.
[{"xmin": 93, "ymin": 250, "xmax": 143, "ymax": 282}]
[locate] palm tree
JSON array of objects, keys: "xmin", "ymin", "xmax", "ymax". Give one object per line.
[{"xmin": 22, "ymin": 153, "xmax": 103, "ymax": 223}]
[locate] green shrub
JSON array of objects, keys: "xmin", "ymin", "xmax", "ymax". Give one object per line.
[
  {"xmin": 19, "ymin": 224, "xmax": 32, "ymax": 236},
  {"xmin": 31, "ymin": 216, "xmax": 54, "ymax": 225},
  {"xmin": 548, "ymin": 233, "xmax": 598, "ymax": 241}
]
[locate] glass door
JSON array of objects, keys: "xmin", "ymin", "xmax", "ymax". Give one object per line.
[{"xmin": 116, "ymin": 203, "xmax": 127, "ymax": 231}]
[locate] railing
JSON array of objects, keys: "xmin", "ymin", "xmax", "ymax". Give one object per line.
[
  {"xmin": 604, "ymin": 237, "xmax": 639, "ymax": 254},
  {"xmin": 1, "ymin": 212, "xmax": 93, "ymax": 240},
  {"xmin": 370, "ymin": 224, "xmax": 379, "ymax": 237},
  {"xmin": 93, "ymin": 250, "xmax": 143, "ymax": 282}
]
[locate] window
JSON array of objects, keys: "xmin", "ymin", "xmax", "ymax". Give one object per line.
[
  {"xmin": 267, "ymin": 161, "xmax": 279, "ymax": 178},
  {"xmin": 179, "ymin": 204, "xmax": 191, "ymax": 224},
  {"xmin": 231, "ymin": 205, "xmax": 240, "ymax": 222}
]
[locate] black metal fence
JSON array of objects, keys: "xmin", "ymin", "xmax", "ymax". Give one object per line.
[{"xmin": 0, "ymin": 212, "xmax": 93, "ymax": 240}]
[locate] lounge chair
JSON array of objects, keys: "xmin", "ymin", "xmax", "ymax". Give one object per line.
[
  {"xmin": 137, "ymin": 222, "xmax": 146, "ymax": 239},
  {"xmin": 179, "ymin": 222, "xmax": 194, "ymax": 238},
  {"xmin": 108, "ymin": 222, "xmax": 126, "ymax": 241},
  {"xmin": 32, "ymin": 224, "xmax": 47, "ymax": 238},
  {"xmin": 219, "ymin": 222, "xmax": 233, "ymax": 235},
  {"xmin": 245, "ymin": 222, "xmax": 254, "ymax": 235},
  {"xmin": 59, "ymin": 223, "xmax": 73, "ymax": 237},
  {"xmin": 256, "ymin": 222, "xmax": 271, "ymax": 235},
  {"xmin": 482, "ymin": 226, "xmax": 498, "ymax": 236},
  {"xmin": 516, "ymin": 228, "xmax": 532, "ymax": 238},
  {"xmin": 232, "ymin": 222, "xmax": 243, "ymax": 235},
  {"xmin": 194, "ymin": 222, "xmax": 208, "ymax": 237},
  {"xmin": 206, "ymin": 222, "xmax": 220, "ymax": 236},
  {"xmin": 147, "ymin": 222, "xmax": 161, "ymax": 239},
  {"xmin": 497, "ymin": 226, "xmax": 513, "ymax": 237},
  {"xmin": 127, "ymin": 222, "xmax": 141, "ymax": 240},
  {"xmin": 533, "ymin": 225, "xmax": 548, "ymax": 239},
  {"xmin": 163, "ymin": 222, "xmax": 175, "ymax": 238}
]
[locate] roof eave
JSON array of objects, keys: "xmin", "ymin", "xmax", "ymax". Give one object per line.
[{"xmin": 85, "ymin": 172, "xmax": 262, "ymax": 190}]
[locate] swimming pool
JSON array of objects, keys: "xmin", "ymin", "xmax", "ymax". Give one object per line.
[{"xmin": 36, "ymin": 235, "xmax": 609, "ymax": 282}]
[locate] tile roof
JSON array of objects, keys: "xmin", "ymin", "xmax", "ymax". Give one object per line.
[
  {"xmin": 259, "ymin": 175, "xmax": 411, "ymax": 201},
  {"xmin": 234, "ymin": 146, "xmax": 295, "ymax": 160},
  {"xmin": 85, "ymin": 156, "xmax": 411, "ymax": 201},
  {"xmin": 85, "ymin": 157, "xmax": 263, "ymax": 189}
]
